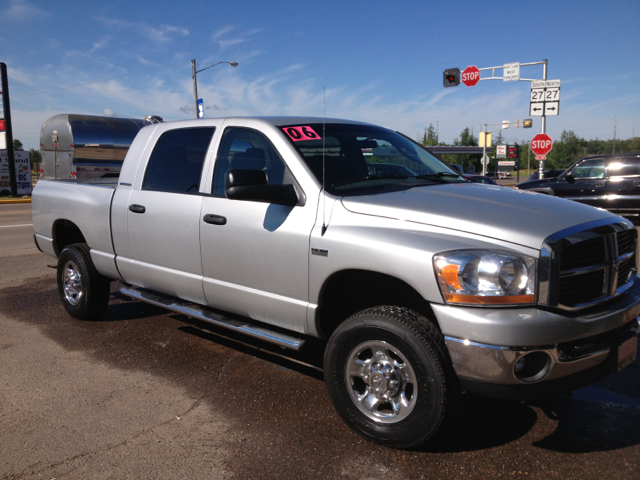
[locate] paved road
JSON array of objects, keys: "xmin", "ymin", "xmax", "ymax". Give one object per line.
[
  {"xmin": 0, "ymin": 204, "xmax": 38, "ymax": 257},
  {"xmin": 1, "ymin": 202, "xmax": 640, "ymax": 479},
  {"xmin": 1, "ymin": 253, "xmax": 639, "ymax": 479}
]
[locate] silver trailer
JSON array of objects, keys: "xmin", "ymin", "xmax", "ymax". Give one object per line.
[{"xmin": 39, "ymin": 114, "xmax": 161, "ymax": 180}]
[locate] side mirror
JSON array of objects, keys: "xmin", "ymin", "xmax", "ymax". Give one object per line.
[
  {"xmin": 225, "ymin": 169, "xmax": 299, "ymax": 206},
  {"xmin": 565, "ymin": 172, "xmax": 575, "ymax": 183}
]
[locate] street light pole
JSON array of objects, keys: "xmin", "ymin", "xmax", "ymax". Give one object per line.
[
  {"xmin": 191, "ymin": 60, "xmax": 199, "ymax": 120},
  {"xmin": 191, "ymin": 59, "xmax": 238, "ymax": 119}
]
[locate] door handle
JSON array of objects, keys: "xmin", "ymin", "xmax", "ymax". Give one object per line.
[
  {"xmin": 633, "ymin": 181, "xmax": 640, "ymax": 186},
  {"xmin": 595, "ymin": 182, "xmax": 604, "ymax": 187},
  {"xmin": 203, "ymin": 214, "xmax": 227, "ymax": 225},
  {"xmin": 129, "ymin": 204, "xmax": 146, "ymax": 214}
]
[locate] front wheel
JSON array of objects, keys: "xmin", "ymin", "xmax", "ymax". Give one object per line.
[
  {"xmin": 324, "ymin": 306, "xmax": 458, "ymax": 449},
  {"xmin": 57, "ymin": 243, "xmax": 111, "ymax": 320}
]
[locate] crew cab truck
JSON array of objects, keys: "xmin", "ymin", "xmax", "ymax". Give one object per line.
[{"xmin": 32, "ymin": 117, "xmax": 640, "ymax": 449}]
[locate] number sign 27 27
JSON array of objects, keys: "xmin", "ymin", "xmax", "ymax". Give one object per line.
[{"xmin": 283, "ymin": 126, "xmax": 322, "ymax": 142}]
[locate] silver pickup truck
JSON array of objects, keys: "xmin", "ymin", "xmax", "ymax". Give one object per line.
[{"xmin": 32, "ymin": 117, "xmax": 640, "ymax": 449}]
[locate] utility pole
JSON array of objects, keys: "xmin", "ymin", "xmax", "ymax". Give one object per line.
[
  {"xmin": 191, "ymin": 60, "xmax": 199, "ymax": 120},
  {"xmin": 613, "ymin": 116, "xmax": 617, "ymax": 154}
]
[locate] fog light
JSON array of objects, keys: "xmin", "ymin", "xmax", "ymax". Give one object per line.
[{"xmin": 513, "ymin": 352, "xmax": 552, "ymax": 383}]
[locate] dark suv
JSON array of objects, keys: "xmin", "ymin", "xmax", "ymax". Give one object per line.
[{"xmin": 515, "ymin": 153, "xmax": 640, "ymax": 225}]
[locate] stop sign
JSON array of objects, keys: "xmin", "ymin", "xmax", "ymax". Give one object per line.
[
  {"xmin": 530, "ymin": 133, "xmax": 553, "ymax": 156},
  {"xmin": 461, "ymin": 66, "xmax": 481, "ymax": 87}
]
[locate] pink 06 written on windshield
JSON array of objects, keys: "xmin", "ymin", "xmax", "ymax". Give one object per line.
[{"xmin": 282, "ymin": 126, "xmax": 322, "ymax": 142}]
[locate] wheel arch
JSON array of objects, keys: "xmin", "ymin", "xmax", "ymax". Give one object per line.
[
  {"xmin": 52, "ymin": 219, "xmax": 87, "ymax": 256},
  {"xmin": 315, "ymin": 269, "xmax": 438, "ymax": 339}
]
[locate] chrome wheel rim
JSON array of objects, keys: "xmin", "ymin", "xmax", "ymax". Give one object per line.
[
  {"xmin": 344, "ymin": 340, "xmax": 417, "ymax": 423},
  {"xmin": 62, "ymin": 261, "xmax": 83, "ymax": 306}
]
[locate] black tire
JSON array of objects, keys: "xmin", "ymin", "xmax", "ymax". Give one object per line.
[
  {"xmin": 324, "ymin": 306, "xmax": 458, "ymax": 449},
  {"xmin": 57, "ymin": 243, "xmax": 111, "ymax": 320}
]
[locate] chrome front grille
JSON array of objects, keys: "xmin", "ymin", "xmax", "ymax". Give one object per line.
[{"xmin": 540, "ymin": 218, "xmax": 637, "ymax": 310}]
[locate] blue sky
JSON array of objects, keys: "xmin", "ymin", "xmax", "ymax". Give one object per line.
[{"xmin": 1, "ymin": 0, "xmax": 639, "ymax": 151}]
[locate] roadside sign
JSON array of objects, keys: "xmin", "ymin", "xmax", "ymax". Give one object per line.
[
  {"xmin": 530, "ymin": 80, "xmax": 561, "ymax": 116},
  {"xmin": 496, "ymin": 145, "xmax": 507, "ymax": 159},
  {"xmin": 197, "ymin": 99, "xmax": 204, "ymax": 118},
  {"xmin": 530, "ymin": 103, "xmax": 544, "ymax": 116},
  {"xmin": 479, "ymin": 132, "xmax": 491, "ymax": 147},
  {"xmin": 544, "ymin": 102, "xmax": 559, "ymax": 116},
  {"xmin": 535, "ymin": 155, "xmax": 547, "ymax": 160},
  {"xmin": 531, "ymin": 133, "xmax": 553, "ymax": 156},
  {"xmin": 461, "ymin": 66, "xmax": 480, "ymax": 87},
  {"xmin": 481, "ymin": 155, "xmax": 489, "ymax": 166},
  {"xmin": 506, "ymin": 145, "xmax": 519, "ymax": 158},
  {"xmin": 503, "ymin": 63, "xmax": 520, "ymax": 82},
  {"xmin": 0, "ymin": 150, "xmax": 31, "ymax": 195}
]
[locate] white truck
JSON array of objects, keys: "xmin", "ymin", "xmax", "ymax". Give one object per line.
[{"xmin": 32, "ymin": 116, "xmax": 640, "ymax": 449}]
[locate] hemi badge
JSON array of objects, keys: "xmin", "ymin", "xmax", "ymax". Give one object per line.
[{"xmin": 311, "ymin": 248, "xmax": 328, "ymax": 257}]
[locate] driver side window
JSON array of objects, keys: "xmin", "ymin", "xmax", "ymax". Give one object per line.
[
  {"xmin": 571, "ymin": 159, "xmax": 604, "ymax": 179},
  {"xmin": 212, "ymin": 127, "xmax": 289, "ymax": 197}
]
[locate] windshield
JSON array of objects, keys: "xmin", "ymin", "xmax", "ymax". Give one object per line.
[{"xmin": 280, "ymin": 123, "xmax": 465, "ymax": 195}]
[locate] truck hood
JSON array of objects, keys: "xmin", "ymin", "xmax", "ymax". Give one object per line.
[{"xmin": 340, "ymin": 183, "xmax": 614, "ymax": 249}]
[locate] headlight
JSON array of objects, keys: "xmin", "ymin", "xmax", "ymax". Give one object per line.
[{"xmin": 433, "ymin": 250, "xmax": 536, "ymax": 305}]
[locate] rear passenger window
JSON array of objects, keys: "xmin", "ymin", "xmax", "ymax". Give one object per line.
[
  {"xmin": 608, "ymin": 157, "xmax": 640, "ymax": 178},
  {"xmin": 143, "ymin": 127, "xmax": 215, "ymax": 194}
]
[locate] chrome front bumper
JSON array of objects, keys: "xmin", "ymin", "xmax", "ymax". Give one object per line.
[
  {"xmin": 445, "ymin": 318, "xmax": 638, "ymax": 387},
  {"xmin": 434, "ymin": 277, "xmax": 640, "ymax": 398}
]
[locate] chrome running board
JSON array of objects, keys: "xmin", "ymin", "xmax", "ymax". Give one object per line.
[{"xmin": 120, "ymin": 287, "xmax": 305, "ymax": 351}]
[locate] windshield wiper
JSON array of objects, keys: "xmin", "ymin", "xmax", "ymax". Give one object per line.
[
  {"xmin": 333, "ymin": 174, "xmax": 410, "ymax": 187},
  {"xmin": 413, "ymin": 173, "xmax": 461, "ymax": 183}
]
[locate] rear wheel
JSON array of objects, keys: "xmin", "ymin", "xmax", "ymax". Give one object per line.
[
  {"xmin": 324, "ymin": 306, "xmax": 458, "ymax": 449},
  {"xmin": 57, "ymin": 243, "xmax": 111, "ymax": 320}
]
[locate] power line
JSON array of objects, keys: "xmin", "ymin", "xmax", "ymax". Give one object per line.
[{"xmin": 13, "ymin": 60, "xmax": 189, "ymax": 99}]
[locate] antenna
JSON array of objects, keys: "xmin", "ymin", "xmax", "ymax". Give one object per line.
[{"xmin": 321, "ymin": 87, "xmax": 327, "ymax": 236}]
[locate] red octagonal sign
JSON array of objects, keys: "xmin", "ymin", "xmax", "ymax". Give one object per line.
[
  {"xmin": 461, "ymin": 65, "xmax": 480, "ymax": 87},
  {"xmin": 530, "ymin": 133, "xmax": 553, "ymax": 156}
]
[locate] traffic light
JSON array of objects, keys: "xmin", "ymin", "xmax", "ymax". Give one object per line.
[
  {"xmin": 523, "ymin": 118, "xmax": 533, "ymax": 128},
  {"xmin": 443, "ymin": 68, "xmax": 460, "ymax": 88}
]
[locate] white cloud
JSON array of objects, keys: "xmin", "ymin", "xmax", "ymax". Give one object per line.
[
  {"xmin": 211, "ymin": 25, "xmax": 260, "ymax": 52},
  {"xmin": 90, "ymin": 37, "xmax": 111, "ymax": 55},
  {"xmin": 0, "ymin": 0, "xmax": 49, "ymax": 21},
  {"xmin": 102, "ymin": 109, "xmax": 116, "ymax": 116},
  {"xmin": 97, "ymin": 17, "xmax": 188, "ymax": 43}
]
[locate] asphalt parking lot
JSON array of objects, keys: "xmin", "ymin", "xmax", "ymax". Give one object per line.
[
  {"xmin": 1, "ymin": 201, "xmax": 640, "ymax": 479},
  {"xmin": 1, "ymin": 251, "xmax": 639, "ymax": 479}
]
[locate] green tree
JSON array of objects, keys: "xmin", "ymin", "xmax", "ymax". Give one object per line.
[
  {"xmin": 29, "ymin": 148, "xmax": 42, "ymax": 163},
  {"xmin": 452, "ymin": 127, "xmax": 480, "ymax": 172},
  {"xmin": 422, "ymin": 124, "xmax": 438, "ymax": 146},
  {"xmin": 29, "ymin": 148, "xmax": 42, "ymax": 173},
  {"xmin": 547, "ymin": 130, "xmax": 586, "ymax": 169},
  {"xmin": 493, "ymin": 130, "xmax": 505, "ymax": 147},
  {"xmin": 13, "ymin": 139, "xmax": 24, "ymax": 151}
]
